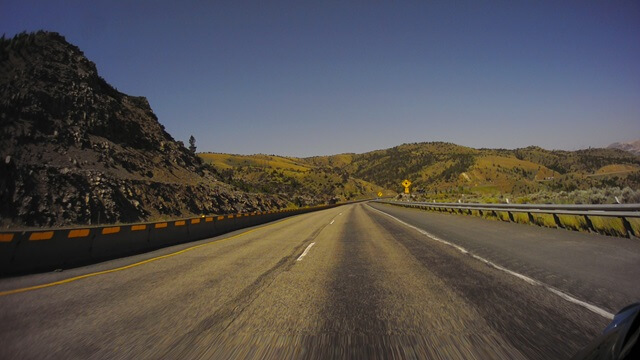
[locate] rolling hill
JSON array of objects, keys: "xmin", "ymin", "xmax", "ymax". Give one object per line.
[
  {"xmin": 202, "ymin": 142, "xmax": 640, "ymax": 204},
  {"xmin": 327, "ymin": 143, "xmax": 640, "ymax": 199},
  {"xmin": 199, "ymin": 153, "xmax": 390, "ymax": 205}
]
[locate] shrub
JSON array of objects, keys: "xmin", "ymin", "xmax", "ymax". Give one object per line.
[{"xmin": 622, "ymin": 187, "xmax": 640, "ymax": 203}]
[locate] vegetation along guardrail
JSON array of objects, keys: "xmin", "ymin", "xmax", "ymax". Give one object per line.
[{"xmin": 376, "ymin": 200, "xmax": 640, "ymax": 239}]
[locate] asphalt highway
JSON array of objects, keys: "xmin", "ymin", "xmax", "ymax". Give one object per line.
[{"xmin": 2, "ymin": 202, "xmax": 639, "ymax": 359}]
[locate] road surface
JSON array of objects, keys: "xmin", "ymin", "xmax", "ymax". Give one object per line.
[{"xmin": 1, "ymin": 202, "xmax": 639, "ymax": 359}]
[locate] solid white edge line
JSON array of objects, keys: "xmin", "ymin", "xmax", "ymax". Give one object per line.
[
  {"xmin": 296, "ymin": 242, "xmax": 316, "ymax": 262},
  {"xmin": 366, "ymin": 204, "xmax": 615, "ymax": 320}
]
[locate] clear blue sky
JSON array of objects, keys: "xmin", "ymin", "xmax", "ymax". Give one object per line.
[{"xmin": 2, "ymin": 1, "xmax": 639, "ymax": 156}]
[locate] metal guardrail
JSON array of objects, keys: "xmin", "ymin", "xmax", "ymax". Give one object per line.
[
  {"xmin": 375, "ymin": 200, "xmax": 640, "ymax": 237},
  {"xmin": 408, "ymin": 201, "xmax": 640, "ymax": 212}
]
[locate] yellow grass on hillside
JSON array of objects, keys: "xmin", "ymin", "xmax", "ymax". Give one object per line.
[
  {"xmin": 595, "ymin": 164, "xmax": 640, "ymax": 175},
  {"xmin": 417, "ymin": 161, "xmax": 455, "ymax": 182},
  {"xmin": 475, "ymin": 155, "xmax": 545, "ymax": 171},
  {"xmin": 533, "ymin": 167, "xmax": 557, "ymax": 181},
  {"xmin": 398, "ymin": 142, "xmax": 479, "ymax": 155},
  {"xmin": 454, "ymin": 155, "xmax": 555, "ymax": 193},
  {"xmin": 199, "ymin": 153, "xmax": 311, "ymax": 172},
  {"xmin": 306, "ymin": 153, "xmax": 355, "ymax": 168},
  {"xmin": 198, "ymin": 152, "xmax": 392, "ymax": 202}
]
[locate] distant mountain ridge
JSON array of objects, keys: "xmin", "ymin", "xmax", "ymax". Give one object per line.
[
  {"xmin": 0, "ymin": 31, "xmax": 286, "ymax": 228},
  {"xmin": 608, "ymin": 139, "xmax": 640, "ymax": 156},
  {"xmin": 204, "ymin": 142, "xmax": 640, "ymax": 202}
]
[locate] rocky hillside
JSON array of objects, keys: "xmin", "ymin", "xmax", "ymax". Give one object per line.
[
  {"xmin": 0, "ymin": 31, "xmax": 286, "ymax": 228},
  {"xmin": 609, "ymin": 139, "xmax": 640, "ymax": 156}
]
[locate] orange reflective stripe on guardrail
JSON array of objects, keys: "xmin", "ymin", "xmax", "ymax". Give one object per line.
[
  {"xmin": 154, "ymin": 223, "xmax": 168, "ymax": 229},
  {"xmin": 29, "ymin": 231, "xmax": 54, "ymax": 241},
  {"xmin": 191, "ymin": 219, "xmax": 200, "ymax": 224},
  {"xmin": 131, "ymin": 225, "xmax": 146, "ymax": 231},
  {"xmin": 175, "ymin": 220, "xmax": 186, "ymax": 226},
  {"xmin": 217, "ymin": 216, "xmax": 225, "ymax": 220},
  {"xmin": 205, "ymin": 217, "xmax": 213, "ymax": 222},
  {"xmin": 0, "ymin": 233, "xmax": 14, "ymax": 242},
  {"xmin": 102, "ymin": 227, "xmax": 120, "ymax": 235},
  {"xmin": 68, "ymin": 229, "xmax": 90, "ymax": 238}
]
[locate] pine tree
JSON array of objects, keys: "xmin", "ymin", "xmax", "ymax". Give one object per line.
[{"xmin": 188, "ymin": 135, "xmax": 196, "ymax": 153}]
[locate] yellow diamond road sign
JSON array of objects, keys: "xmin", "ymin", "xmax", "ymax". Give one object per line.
[
  {"xmin": 401, "ymin": 179, "xmax": 412, "ymax": 194},
  {"xmin": 377, "ymin": 191, "xmax": 383, "ymax": 197}
]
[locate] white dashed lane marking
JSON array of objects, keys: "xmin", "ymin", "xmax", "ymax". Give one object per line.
[{"xmin": 296, "ymin": 242, "xmax": 316, "ymax": 262}]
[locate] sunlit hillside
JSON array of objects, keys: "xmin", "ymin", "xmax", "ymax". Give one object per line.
[
  {"xmin": 199, "ymin": 153, "xmax": 391, "ymax": 206},
  {"xmin": 330, "ymin": 143, "xmax": 640, "ymax": 202},
  {"xmin": 200, "ymin": 142, "xmax": 640, "ymax": 205}
]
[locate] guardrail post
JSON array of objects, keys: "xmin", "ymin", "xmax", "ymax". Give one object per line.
[
  {"xmin": 527, "ymin": 212, "xmax": 535, "ymax": 224},
  {"xmin": 552, "ymin": 214, "xmax": 564, "ymax": 229},
  {"xmin": 621, "ymin": 217, "xmax": 635, "ymax": 238},
  {"xmin": 584, "ymin": 215, "xmax": 595, "ymax": 233},
  {"xmin": 508, "ymin": 211, "xmax": 515, "ymax": 222}
]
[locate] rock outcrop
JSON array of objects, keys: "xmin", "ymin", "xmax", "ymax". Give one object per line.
[{"xmin": 0, "ymin": 31, "xmax": 286, "ymax": 228}]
